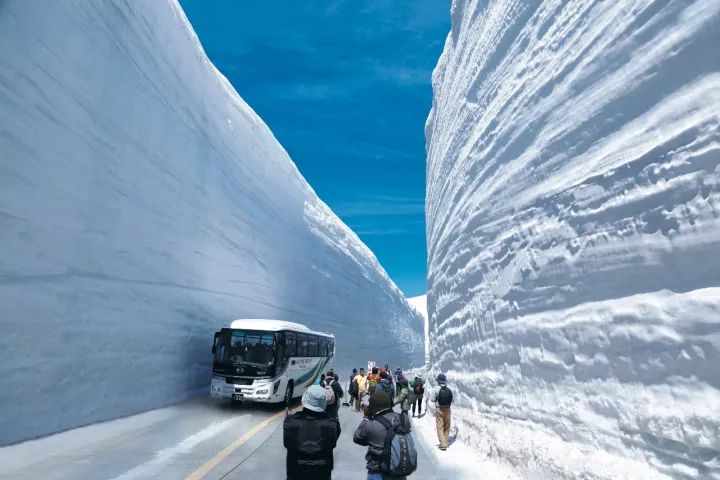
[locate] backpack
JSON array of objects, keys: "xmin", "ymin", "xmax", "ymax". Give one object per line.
[
  {"xmin": 376, "ymin": 414, "xmax": 417, "ymax": 476},
  {"xmin": 406, "ymin": 388, "xmax": 417, "ymax": 406},
  {"xmin": 325, "ymin": 384, "xmax": 336, "ymax": 405},
  {"xmin": 437, "ymin": 385, "xmax": 453, "ymax": 407},
  {"xmin": 413, "ymin": 381, "xmax": 424, "ymax": 395},
  {"xmin": 375, "ymin": 381, "xmax": 389, "ymax": 395}
]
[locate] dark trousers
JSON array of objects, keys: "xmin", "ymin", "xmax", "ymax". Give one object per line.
[{"xmin": 412, "ymin": 396, "xmax": 423, "ymax": 415}]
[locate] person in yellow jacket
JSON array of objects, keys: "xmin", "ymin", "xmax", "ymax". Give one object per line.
[{"xmin": 353, "ymin": 368, "xmax": 367, "ymax": 412}]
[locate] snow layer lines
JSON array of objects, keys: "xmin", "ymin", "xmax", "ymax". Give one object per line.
[
  {"xmin": 426, "ymin": 0, "xmax": 720, "ymax": 478},
  {"xmin": 0, "ymin": 1, "xmax": 423, "ymax": 445}
]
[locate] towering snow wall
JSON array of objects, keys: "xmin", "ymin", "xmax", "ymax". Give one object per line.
[
  {"xmin": 426, "ymin": 1, "xmax": 720, "ymax": 478},
  {"xmin": 0, "ymin": 1, "xmax": 423, "ymax": 445}
]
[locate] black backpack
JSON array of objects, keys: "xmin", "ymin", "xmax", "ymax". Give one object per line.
[{"xmin": 437, "ymin": 385, "xmax": 453, "ymax": 407}]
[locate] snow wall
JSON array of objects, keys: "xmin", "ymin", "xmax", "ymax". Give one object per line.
[
  {"xmin": 426, "ymin": 1, "xmax": 720, "ymax": 478},
  {"xmin": 0, "ymin": 0, "xmax": 423, "ymax": 445}
]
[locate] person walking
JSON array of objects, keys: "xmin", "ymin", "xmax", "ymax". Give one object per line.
[
  {"xmin": 284, "ymin": 384, "xmax": 341, "ymax": 480},
  {"xmin": 348, "ymin": 368, "xmax": 359, "ymax": 407},
  {"xmin": 353, "ymin": 391, "xmax": 412, "ymax": 480},
  {"xmin": 324, "ymin": 372, "xmax": 344, "ymax": 419},
  {"xmin": 367, "ymin": 367, "xmax": 381, "ymax": 396},
  {"xmin": 353, "ymin": 368, "xmax": 368, "ymax": 412},
  {"xmin": 383, "ymin": 364, "xmax": 393, "ymax": 389},
  {"xmin": 431, "ymin": 373, "xmax": 453, "ymax": 450},
  {"xmin": 410, "ymin": 376, "xmax": 425, "ymax": 417},
  {"xmin": 394, "ymin": 375, "xmax": 415, "ymax": 418},
  {"xmin": 375, "ymin": 371, "xmax": 395, "ymax": 400},
  {"xmin": 393, "ymin": 367, "xmax": 402, "ymax": 393}
]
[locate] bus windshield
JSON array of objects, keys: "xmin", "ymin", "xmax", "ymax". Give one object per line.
[{"xmin": 215, "ymin": 329, "xmax": 276, "ymax": 367}]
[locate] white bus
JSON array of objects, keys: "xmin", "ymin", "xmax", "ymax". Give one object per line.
[{"xmin": 210, "ymin": 319, "xmax": 335, "ymax": 406}]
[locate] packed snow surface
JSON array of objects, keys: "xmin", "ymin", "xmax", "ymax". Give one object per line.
[
  {"xmin": 426, "ymin": 0, "xmax": 720, "ymax": 478},
  {"xmin": 0, "ymin": 0, "xmax": 422, "ymax": 445}
]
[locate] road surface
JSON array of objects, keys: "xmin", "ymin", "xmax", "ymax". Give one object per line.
[{"xmin": 0, "ymin": 396, "xmax": 468, "ymax": 479}]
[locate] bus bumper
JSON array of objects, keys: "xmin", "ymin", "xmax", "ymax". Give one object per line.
[{"xmin": 210, "ymin": 376, "xmax": 277, "ymax": 402}]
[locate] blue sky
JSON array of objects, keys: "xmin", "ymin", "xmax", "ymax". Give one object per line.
[{"xmin": 180, "ymin": 1, "xmax": 450, "ymax": 297}]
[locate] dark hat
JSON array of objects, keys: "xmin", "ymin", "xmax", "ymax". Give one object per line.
[
  {"xmin": 437, "ymin": 373, "xmax": 447, "ymax": 383},
  {"xmin": 369, "ymin": 391, "xmax": 392, "ymax": 417}
]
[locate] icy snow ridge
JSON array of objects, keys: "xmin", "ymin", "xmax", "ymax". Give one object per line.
[
  {"xmin": 408, "ymin": 294, "xmax": 430, "ymax": 365},
  {"xmin": 426, "ymin": 0, "xmax": 720, "ymax": 478},
  {"xmin": 0, "ymin": 1, "xmax": 422, "ymax": 445}
]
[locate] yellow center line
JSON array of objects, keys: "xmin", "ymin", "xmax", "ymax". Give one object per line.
[{"xmin": 184, "ymin": 410, "xmax": 286, "ymax": 480}]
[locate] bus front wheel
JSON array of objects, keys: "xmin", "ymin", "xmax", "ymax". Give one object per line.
[{"xmin": 284, "ymin": 382, "xmax": 294, "ymax": 412}]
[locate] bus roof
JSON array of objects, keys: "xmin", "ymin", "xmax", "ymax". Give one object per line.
[{"xmin": 227, "ymin": 319, "xmax": 334, "ymax": 337}]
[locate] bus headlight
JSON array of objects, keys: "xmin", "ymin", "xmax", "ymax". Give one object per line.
[
  {"xmin": 273, "ymin": 379, "xmax": 281, "ymax": 394},
  {"xmin": 256, "ymin": 389, "xmax": 269, "ymax": 395}
]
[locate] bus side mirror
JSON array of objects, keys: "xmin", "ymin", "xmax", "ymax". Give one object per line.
[{"xmin": 212, "ymin": 332, "xmax": 220, "ymax": 354}]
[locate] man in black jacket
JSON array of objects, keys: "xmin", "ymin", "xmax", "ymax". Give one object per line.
[
  {"xmin": 348, "ymin": 368, "xmax": 358, "ymax": 407},
  {"xmin": 324, "ymin": 372, "xmax": 344, "ymax": 419},
  {"xmin": 284, "ymin": 384, "xmax": 341, "ymax": 480}
]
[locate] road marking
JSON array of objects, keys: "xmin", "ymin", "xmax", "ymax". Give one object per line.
[
  {"xmin": 111, "ymin": 418, "xmax": 238, "ymax": 480},
  {"xmin": 184, "ymin": 411, "xmax": 285, "ymax": 480}
]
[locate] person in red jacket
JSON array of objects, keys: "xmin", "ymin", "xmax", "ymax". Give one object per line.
[{"xmin": 366, "ymin": 367, "xmax": 381, "ymax": 395}]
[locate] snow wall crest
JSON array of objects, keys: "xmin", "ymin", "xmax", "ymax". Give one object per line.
[
  {"xmin": 0, "ymin": 0, "xmax": 423, "ymax": 445},
  {"xmin": 426, "ymin": 0, "xmax": 720, "ymax": 478}
]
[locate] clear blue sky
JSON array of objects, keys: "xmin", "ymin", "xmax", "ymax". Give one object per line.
[{"xmin": 180, "ymin": 0, "xmax": 450, "ymax": 297}]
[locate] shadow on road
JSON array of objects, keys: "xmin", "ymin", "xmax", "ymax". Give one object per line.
[{"xmin": 211, "ymin": 396, "xmax": 303, "ymax": 415}]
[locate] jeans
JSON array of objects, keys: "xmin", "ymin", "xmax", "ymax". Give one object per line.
[
  {"xmin": 412, "ymin": 396, "xmax": 423, "ymax": 415},
  {"xmin": 367, "ymin": 472, "xmax": 406, "ymax": 480},
  {"xmin": 355, "ymin": 391, "xmax": 365, "ymax": 411}
]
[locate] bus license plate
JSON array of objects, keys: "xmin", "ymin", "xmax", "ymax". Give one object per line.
[{"xmin": 232, "ymin": 394, "xmax": 244, "ymax": 400}]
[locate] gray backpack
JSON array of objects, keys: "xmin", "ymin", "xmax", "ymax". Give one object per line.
[{"xmin": 376, "ymin": 414, "xmax": 417, "ymax": 476}]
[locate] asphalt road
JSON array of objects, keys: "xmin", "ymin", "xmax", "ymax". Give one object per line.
[{"xmin": 0, "ymin": 396, "xmax": 464, "ymax": 480}]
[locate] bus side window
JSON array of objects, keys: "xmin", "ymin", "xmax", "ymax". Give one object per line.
[
  {"xmin": 276, "ymin": 332, "xmax": 285, "ymax": 369},
  {"xmin": 319, "ymin": 337, "xmax": 327, "ymax": 357},
  {"xmin": 285, "ymin": 332, "xmax": 297, "ymax": 359},
  {"xmin": 212, "ymin": 332, "xmax": 220, "ymax": 354},
  {"xmin": 308, "ymin": 335, "xmax": 319, "ymax": 357},
  {"xmin": 328, "ymin": 339, "xmax": 334, "ymax": 357},
  {"xmin": 296, "ymin": 333, "xmax": 308, "ymax": 357}
]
